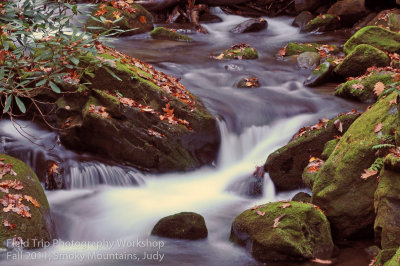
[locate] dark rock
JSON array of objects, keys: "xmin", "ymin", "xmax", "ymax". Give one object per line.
[
  {"xmin": 304, "ymin": 62, "xmax": 334, "ymax": 87},
  {"xmin": 230, "ymin": 18, "xmax": 267, "ymax": 33},
  {"xmin": 199, "ymin": 13, "xmax": 223, "ymax": 23},
  {"xmin": 292, "ymin": 11, "xmax": 315, "ymax": 30},
  {"xmin": 237, "ymin": 77, "xmax": 260, "ymax": 88},
  {"xmin": 151, "ymin": 212, "xmax": 208, "ymax": 240},
  {"xmin": 297, "ymin": 52, "xmax": 321, "ymax": 69},
  {"xmin": 291, "ymin": 192, "xmax": 312, "ymax": 203},
  {"xmin": 367, "ymin": 9, "xmax": 400, "ymax": 32},
  {"xmin": 327, "ymin": 0, "xmax": 367, "ymax": 26},
  {"xmin": 301, "ymin": 14, "xmax": 342, "ymax": 32},
  {"xmin": 150, "ymin": 27, "xmax": 193, "ymax": 41},
  {"xmin": 295, "ymin": 0, "xmax": 328, "ymax": 12}
]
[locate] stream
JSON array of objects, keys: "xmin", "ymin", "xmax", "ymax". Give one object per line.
[{"xmin": 0, "ymin": 8, "xmax": 371, "ymax": 266}]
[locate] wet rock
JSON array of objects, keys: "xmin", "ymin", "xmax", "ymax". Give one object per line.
[
  {"xmin": 297, "ymin": 52, "xmax": 321, "ymax": 69},
  {"xmin": 151, "ymin": 212, "xmax": 208, "ymax": 240},
  {"xmin": 86, "ymin": 3, "xmax": 154, "ymax": 36},
  {"xmin": 199, "ymin": 13, "xmax": 222, "ymax": 24},
  {"xmin": 283, "ymin": 42, "xmax": 338, "ymax": 57},
  {"xmin": 304, "ymin": 62, "xmax": 334, "ymax": 87},
  {"xmin": 312, "ymin": 94, "xmax": 398, "ymax": 239},
  {"xmin": 292, "ymin": 11, "xmax": 315, "ymax": 30},
  {"xmin": 230, "ymin": 201, "xmax": 334, "ymax": 262},
  {"xmin": 301, "ymin": 14, "xmax": 342, "ymax": 32},
  {"xmin": 344, "ymin": 26, "xmax": 400, "ymax": 54},
  {"xmin": 334, "ymin": 44, "xmax": 390, "ymax": 78},
  {"xmin": 295, "ymin": 0, "xmax": 328, "ymax": 12},
  {"xmin": 265, "ymin": 113, "xmax": 359, "ymax": 191},
  {"xmin": 230, "ymin": 18, "xmax": 267, "ymax": 34},
  {"xmin": 237, "ymin": 77, "xmax": 260, "ymax": 88},
  {"xmin": 334, "ymin": 71, "xmax": 394, "ymax": 103},
  {"xmin": 374, "ymin": 159, "xmax": 400, "ymax": 249},
  {"xmin": 0, "ymin": 154, "xmax": 54, "ymax": 249},
  {"xmin": 367, "ymin": 9, "xmax": 400, "ymax": 32},
  {"xmin": 224, "ymin": 64, "xmax": 244, "ymax": 72},
  {"xmin": 214, "ymin": 43, "xmax": 258, "ymax": 60},
  {"xmin": 327, "ymin": 0, "xmax": 367, "ymax": 26},
  {"xmin": 291, "ymin": 192, "xmax": 311, "ymax": 203},
  {"xmin": 150, "ymin": 27, "xmax": 193, "ymax": 41}
]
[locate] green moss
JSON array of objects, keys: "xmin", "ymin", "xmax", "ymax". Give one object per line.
[
  {"xmin": 334, "ymin": 44, "xmax": 390, "ymax": 78},
  {"xmin": 334, "ymin": 72, "xmax": 394, "ymax": 102},
  {"xmin": 221, "ymin": 46, "xmax": 258, "ymax": 60},
  {"xmin": 85, "ymin": 4, "xmax": 153, "ymax": 36},
  {"xmin": 150, "ymin": 27, "xmax": 193, "ymax": 42},
  {"xmin": 312, "ymin": 93, "xmax": 398, "ymax": 239},
  {"xmin": 383, "ymin": 247, "xmax": 400, "ymax": 266},
  {"xmin": 230, "ymin": 201, "xmax": 334, "ymax": 261},
  {"xmin": 0, "ymin": 154, "xmax": 52, "ymax": 249},
  {"xmin": 321, "ymin": 139, "xmax": 339, "ymax": 160},
  {"xmin": 285, "ymin": 43, "xmax": 319, "ymax": 56},
  {"xmin": 302, "ymin": 14, "xmax": 340, "ymax": 32},
  {"xmin": 344, "ymin": 26, "xmax": 400, "ymax": 55}
]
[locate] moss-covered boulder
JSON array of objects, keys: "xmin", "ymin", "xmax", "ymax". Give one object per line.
[
  {"xmin": 327, "ymin": 0, "xmax": 366, "ymax": 26},
  {"xmin": 297, "ymin": 52, "xmax": 321, "ymax": 69},
  {"xmin": 214, "ymin": 43, "xmax": 258, "ymax": 60},
  {"xmin": 304, "ymin": 62, "xmax": 334, "ymax": 87},
  {"xmin": 321, "ymin": 139, "xmax": 339, "ymax": 160},
  {"xmin": 301, "ymin": 14, "xmax": 341, "ymax": 32},
  {"xmin": 368, "ymin": 10, "xmax": 400, "ymax": 32},
  {"xmin": 344, "ymin": 26, "xmax": 400, "ymax": 54},
  {"xmin": 374, "ymin": 162, "xmax": 400, "ymax": 249},
  {"xmin": 57, "ymin": 46, "xmax": 220, "ymax": 172},
  {"xmin": 291, "ymin": 192, "xmax": 312, "ymax": 203},
  {"xmin": 151, "ymin": 212, "xmax": 208, "ymax": 240},
  {"xmin": 150, "ymin": 27, "xmax": 193, "ymax": 41},
  {"xmin": 383, "ymin": 247, "xmax": 400, "ymax": 266},
  {"xmin": 312, "ymin": 94, "xmax": 398, "ymax": 239},
  {"xmin": 334, "ymin": 71, "xmax": 394, "ymax": 102},
  {"xmin": 230, "ymin": 201, "xmax": 334, "ymax": 262},
  {"xmin": 86, "ymin": 3, "xmax": 154, "ymax": 36},
  {"xmin": 0, "ymin": 154, "xmax": 53, "ymax": 249},
  {"xmin": 265, "ymin": 113, "xmax": 360, "ymax": 190},
  {"xmin": 375, "ymin": 248, "xmax": 399, "ymax": 265},
  {"xmin": 283, "ymin": 42, "xmax": 338, "ymax": 57},
  {"xmin": 334, "ymin": 44, "xmax": 390, "ymax": 78}
]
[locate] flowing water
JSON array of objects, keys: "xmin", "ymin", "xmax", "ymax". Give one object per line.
[{"xmin": 0, "ymin": 8, "xmax": 370, "ymax": 266}]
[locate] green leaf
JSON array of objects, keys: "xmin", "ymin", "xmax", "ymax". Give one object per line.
[
  {"xmin": 3, "ymin": 94, "xmax": 13, "ymax": 113},
  {"xmin": 104, "ymin": 67, "xmax": 122, "ymax": 81},
  {"xmin": 36, "ymin": 79, "xmax": 47, "ymax": 87},
  {"xmin": 49, "ymin": 81, "xmax": 61, "ymax": 93},
  {"xmin": 15, "ymin": 96, "xmax": 26, "ymax": 113}
]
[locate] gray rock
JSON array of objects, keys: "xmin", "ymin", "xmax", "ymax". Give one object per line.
[
  {"xmin": 230, "ymin": 18, "xmax": 267, "ymax": 33},
  {"xmin": 304, "ymin": 62, "xmax": 333, "ymax": 87},
  {"xmin": 293, "ymin": 11, "xmax": 315, "ymax": 29},
  {"xmin": 297, "ymin": 52, "xmax": 321, "ymax": 69}
]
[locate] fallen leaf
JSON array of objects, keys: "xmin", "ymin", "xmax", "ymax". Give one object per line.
[
  {"xmin": 310, "ymin": 258, "xmax": 332, "ymax": 264},
  {"xmin": 389, "ymin": 98, "xmax": 398, "ymax": 106},
  {"xmin": 251, "ymin": 205, "xmax": 259, "ymax": 210},
  {"xmin": 3, "ymin": 220, "xmax": 16, "ymax": 229},
  {"xmin": 48, "ymin": 162, "xmax": 59, "ymax": 176},
  {"xmin": 272, "ymin": 214, "xmax": 286, "ymax": 228},
  {"xmin": 361, "ymin": 169, "xmax": 378, "ymax": 180},
  {"xmin": 280, "ymin": 203, "xmax": 291, "ymax": 209},
  {"xmin": 351, "ymin": 83, "xmax": 364, "ymax": 90},
  {"xmin": 256, "ymin": 210, "xmax": 266, "ymax": 216},
  {"xmin": 373, "ymin": 81, "xmax": 385, "ymax": 96},
  {"xmin": 24, "ymin": 195, "xmax": 40, "ymax": 208},
  {"xmin": 334, "ymin": 119, "xmax": 343, "ymax": 133},
  {"xmin": 374, "ymin": 123, "xmax": 383, "ymax": 133},
  {"xmin": 139, "ymin": 16, "xmax": 147, "ymax": 23}
]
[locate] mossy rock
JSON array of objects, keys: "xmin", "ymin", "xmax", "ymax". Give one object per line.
[
  {"xmin": 284, "ymin": 42, "xmax": 338, "ymax": 56},
  {"xmin": 334, "ymin": 72, "xmax": 394, "ymax": 103},
  {"xmin": 57, "ymin": 48, "xmax": 220, "ymax": 172},
  {"xmin": 344, "ymin": 26, "xmax": 400, "ymax": 55},
  {"xmin": 301, "ymin": 14, "xmax": 341, "ymax": 33},
  {"xmin": 150, "ymin": 27, "xmax": 193, "ymax": 42},
  {"xmin": 0, "ymin": 154, "xmax": 53, "ymax": 249},
  {"xmin": 292, "ymin": 11, "xmax": 315, "ymax": 30},
  {"xmin": 321, "ymin": 139, "xmax": 339, "ymax": 160},
  {"xmin": 217, "ymin": 44, "xmax": 258, "ymax": 60},
  {"xmin": 151, "ymin": 212, "xmax": 208, "ymax": 240},
  {"xmin": 264, "ymin": 113, "xmax": 360, "ymax": 191},
  {"xmin": 368, "ymin": 10, "xmax": 400, "ymax": 32},
  {"xmin": 375, "ymin": 248, "xmax": 399, "ymax": 265},
  {"xmin": 383, "ymin": 247, "xmax": 400, "ymax": 266},
  {"xmin": 302, "ymin": 165, "xmax": 319, "ymax": 190},
  {"xmin": 312, "ymin": 93, "xmax": 398, "ymax": 239},
  {"xmin": 384, "ymin": 153, "xmax": 400, "ymax": 172},
  {"xmin": 86, "ymin": 3, "xmax": 154, "ymax": 36},
  {"xmin": 374, "ymin": 166, "xmax": 400, "ymax": 250},
  {"xmin": 230, "ymin": 201, "xmax": 334, "ymax": 262},
  {"xmin": 291, "ymin": 192, "xmax": 312, "ymax": 203},
  {"xmin": 334, "ymin": 44, "xmax": 390, "ymax": 78},
  {"xmin": 304, "ymin": 62, "xmax": 334, "ymax": 87}
]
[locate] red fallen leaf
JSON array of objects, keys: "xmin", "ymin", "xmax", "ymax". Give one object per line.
[
  {"xmin": 0, "ymin": 179, "xmax": 23, "ymax": 190},
  {"xmin": 139, "ymin": 16, "xmax": 147, "ymax": 23},
  {"xmin": 256, "ymin": 210, "xmax": 265, "ymax": 216},
  {"xmin": 162, "ymin": 103, "xmax": 174, "ymax": 116},
  {"xmin": 3, "ymin": 219, "xmax": 16, "ymax": 230},
  {"xmin": 374, "ymin": 123, "xmax": 383, "ymax": 133},
  {"xmin": 147, "ymin": 129, "xmax": 165, "ymax": 138},
  {"xmin": 307, "ymin": 158, "xmax": 324, "ymax": 173},
  {"xmin": 334, "ymin": 119, "xmax": 343, "ymax": 133},
  {"xmin": 48, "ymin": 162, "xmax": 59, "ymax": 176},
  {"xmin": 373, "ymin": 82, "xmax": 385, "ymax": 96},
  {"xmin": 95, "ymin": 8, "xmax": 107, "ymax": 16},
  {"xmin": 24, "ymin": 195, "xmax": 40, "ymax": 208},
  {"xmin": 272, "ymin": 214, "xmax": 286, "ymax": 228},
  {"xmin": 280, "ymin": 203, "xmax": 291, "ymax": 209},
  {"xmin": 361, "ymin": 169, "xmax": 378, "ymax": 180},
  {"xmin": 278, "ymin": 47, "xmax": 287, "ymax": 56},
  {"xmin": 310, "ymin": 258, "xmax": 332, "ymax": 264}
]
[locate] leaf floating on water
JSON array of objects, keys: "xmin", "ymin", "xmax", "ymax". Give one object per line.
[
  {"xmin": 361, "ymin": 169, "xmax": 378, "ymax": 180},
  {"xmin": 310, "ymin": 258, "xmax": 333, "ymax": 264},
  {"xmin": 272, "ymin": 214, "xmax": 286, "ymax": 228}
]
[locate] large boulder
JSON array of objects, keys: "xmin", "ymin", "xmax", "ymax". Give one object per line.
[
  {"xmin": 327, "ymin": 0, "xmax": 367, "ymax": 26},
  {"xmin": 292, "ymin": 11, "xmax": 315, "ymax": 30},
  {"xmin": 295, "ymin": 0, "xmax": 328, "ymax": 12},
  {"xmin": 0, "ymin": 154, "xmax": 54, "ymax": 249},
  {"xmin": 57, "ymin": 46, "xmax": 220, "ymax": 172},
  {"xmin": 151, "ymin": 212, "xmax": 208, "ymax": 240},
  {"xmin": 334, "ymin": 44, "xmax": 390, "ymax": 78},
  {"xmin": 368, "ymin": 9, "xmax": 400, "ymax": 32},
  {"xmin": 86, "ymin": 3, "xmax": 154, "ymax": 36},
  {"xmin": 334, "ymin": 71, "xmax": 395, "ymax": 102},
  {"xmin": 344, "ymin": 26, "xmax": 400, "ymax": 54},
  {"xmin": 301, "ymin": 14, "xmax": 342, "ymax": 32},
  {"xmin": 374, "ymin": 156, "xmax": 400, "ymax": 250},
  {"xmin": 312, "ymin": 94, "xmax": 398, "ymax": 239},
  {"xmin": 230, "ymin": 201, "xmax": 334, "ymax": 262},
  {"xmin": 230, "ymin": 18, "xmax": 267, "ymax": 33},
  {"xmin": 265, "ymin": 113, "xmax": 360, "ymax": 191}
]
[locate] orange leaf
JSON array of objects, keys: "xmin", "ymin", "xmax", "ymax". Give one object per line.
[
  {"xmin": 361, "ymin": 169, "xmax": 378, "ymax": 180},
  {"xmin": 140, "ymin": 16, "xmax": 147, "ymax": 23},
  {"xmin": 374, "ymin": 123, "xmax": 383, "ymax": 133},
  {"xmin": 280, "ymin": 203, "xmax": 291, "ymax": 209},
  {"xmin": 95, "ymin": 8, "xmax": 107, "ymax": 16},
  {"xmin": 310, "ymin": 258, "xmax": 332, "ymax": 264},
  {"xmin": 272, "ymin": 214, "xmax": 286, "ymax": 228},
  {"xmin": 373, "ymin": 81, "xmax": 385, "ymax": 96},
  {"xmin": 48, "ymin": 162, "xmax": 59, "ymax": 176},
  {"xmin": 24, "ymin": 195, "xmax": 40, "ymax": 208}
]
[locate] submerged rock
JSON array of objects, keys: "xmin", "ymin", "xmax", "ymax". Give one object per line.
[
  {"xmin": 150, "ymin": 27, "xmax": 193, "ymax": 41},
  {"xmin": 86, "ymin": 3, "xmax": 154, "ymax": 36},
  {"xmin": 297, "ymin": 52, "xmax": 321, "ymax": 69},
  {"xmin": 334, "ymin": 44, "xmax": 390, "ymax": 78},
  {"xmin": 304, "ymin": 62, "xmax": 334, "ymax": 87},
  {"xmin": 230, "ymin": 201, "xmax": 334, "ymax": 262},
  {"xmin": 237, "ymin": 76, "xmax": 260, "ymax": 88},
  {"xmin": 344, "ymin": 26, "xmax": 400, "ymax": 54},
  {"xmin": 312, "ymin": 94, "xmax": 398, "ymax": 239},
  {"xmin": 230, "ymin": 18, "xmax": 267, "ymax": 33},
  {"xmin": 151, "ymin": 212, "xmax": 208, "ymax": 240},
  {"xmin": 0, "ymin": 154, "xmax": 54, "ymax": 249}
]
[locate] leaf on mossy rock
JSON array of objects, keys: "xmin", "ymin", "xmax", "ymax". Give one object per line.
[
  {"xmin": 279, "ymin": 203, "xmax": 291, "ymax": 209},
  {"xmin": 361, "ymin": 169, "xmax": 378, "ymax": 180},
  {"xmin": 373, "ymin": 81, "xmax": 385, "ymax": 96},
  {"xmin": 256, "ymin": 210, "xmax": 265, "ymax": 216},
  {"xmin": 272, "ymin": 214, "xmax": 286, "ymax": 228},
  {"xmin": 3, "ymin": 219, "xmax": 16, "ymax": 230},
  {"xmin": 374, "ymin": 123, "xmax": 383, "ymax": 133},
  {"xmin": 310, "ymin": 258, "xmax": 332, "ymax": 264},
  {"xmin": 24, "ymin": 195, "xmax": 40, "ymax": 208}
]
